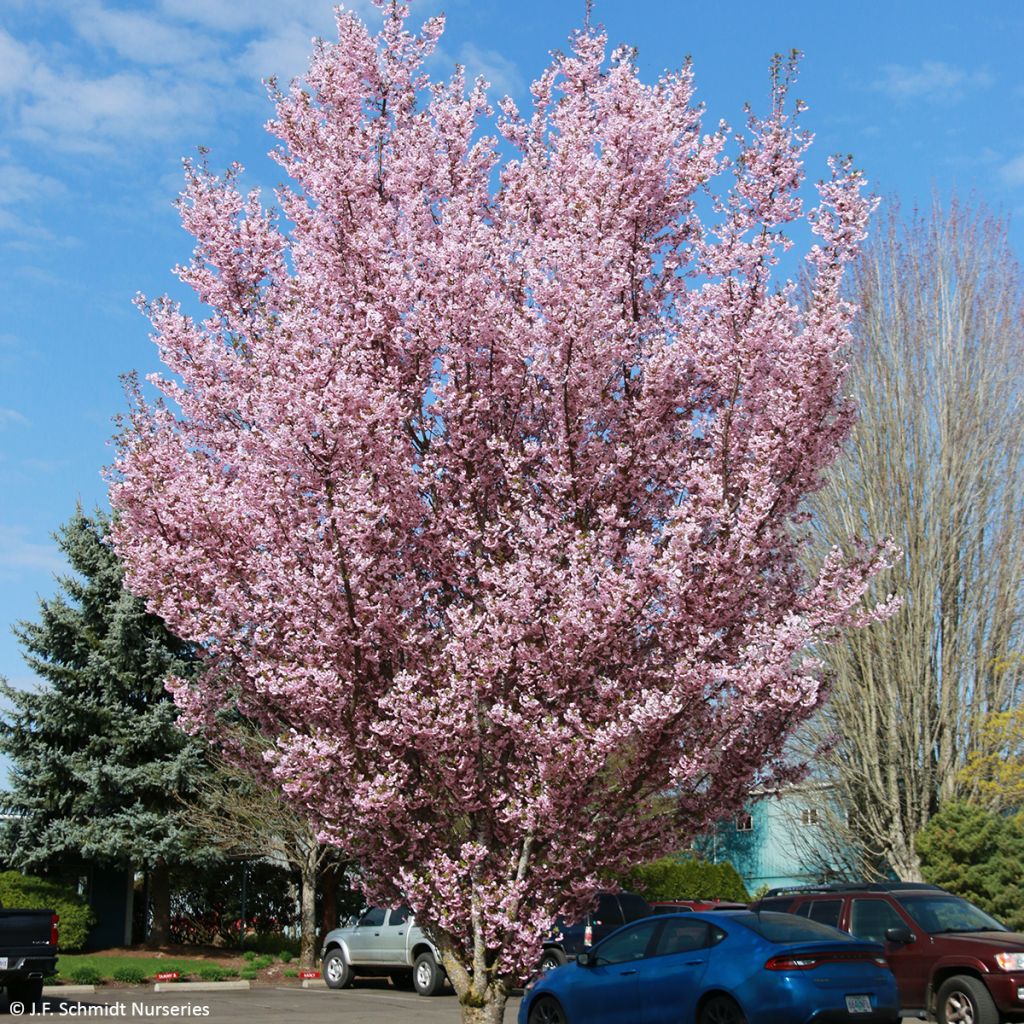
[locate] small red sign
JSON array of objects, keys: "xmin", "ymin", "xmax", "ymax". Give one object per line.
[
  {"xmin": 155, "ymin": 971, "xmax": 180, "ymax": 982},
  {"xmin": 298, "ymin": 970, "xmax": 320, "ymax": 979}
]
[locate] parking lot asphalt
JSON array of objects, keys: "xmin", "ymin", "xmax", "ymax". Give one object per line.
[{"xmin": 23, "ymin": 986, "xmax": 524, "ymax": 1023}]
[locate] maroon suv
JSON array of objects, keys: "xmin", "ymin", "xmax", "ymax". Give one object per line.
[{"xmin": 754, "ymin": 882, "xmax": 1024, "ymax": 1023}]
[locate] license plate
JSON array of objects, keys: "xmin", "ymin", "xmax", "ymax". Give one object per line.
[
  {"xmin": 0, "ymin": 957, "xmax": 7, "ymax": 969},
  {"xmin": 846, "ymin": 995, "xmax": 872, "ymax": 1013}
]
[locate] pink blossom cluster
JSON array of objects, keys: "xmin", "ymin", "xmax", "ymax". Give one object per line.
[{"xmin": 110, "ymin": 0, "xmax": 889, "ymax": 1005}]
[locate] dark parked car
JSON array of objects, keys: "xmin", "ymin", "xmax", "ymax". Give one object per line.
[
  {"xmin": 753, "ymin": 881, "xmax": 1024, "ymax": 1024},
  {"xmin": 651, "ymin": 899, "xmax": 748, "ymax": 914},
  {"xmin": 520, "ymin": 910, "xmax": 899, "ymax": 1024},
  {"xmin": 539, "ymin": 892, "xmax": 652, "ymax": 972}
]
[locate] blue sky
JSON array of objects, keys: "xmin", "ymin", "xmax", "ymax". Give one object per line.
[{"xmin": 1, "ymin": 0, "xmax": 1022, "ymax": 719}]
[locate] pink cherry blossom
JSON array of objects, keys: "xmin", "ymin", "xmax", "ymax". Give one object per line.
[{"xmin": 110, "ymin": 6, "xmax": 890, "ymax": 1022}]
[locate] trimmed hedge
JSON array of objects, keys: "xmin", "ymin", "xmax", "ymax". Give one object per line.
[
  {"xmin": 0, "ymin": 871, "xmax": 95, "ymax": 950},
  {"xmin": 621, "ymin": 856, "xmax": 750, "ymax": 903}
]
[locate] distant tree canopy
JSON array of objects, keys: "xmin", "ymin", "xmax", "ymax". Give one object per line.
[
  {"xmin": 916, "ymin": 801, "xmax": 1024, "ymax": 932},
  {"xmin": 960, "ymin": 695, "xmax": 1024, "ymax": 812},
  {"xmin": 0, "ymin": 507, "xmax": 216, "ymax": 943},
  {"xmin": 620, "ymin": 856, "xmax": 750, "ymax": 903},
  {"xmin": 801, "ymin": 198, "xmax": 1024, "ymax": 881}
]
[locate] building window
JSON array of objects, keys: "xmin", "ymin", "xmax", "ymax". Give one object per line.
[
  {"xmin": 736, "ymin": 813, "xmax": 753, "ymax": 832},
  {"xmin": 800, "ymin": 808, "xmax": 820, "ymax": 826}
]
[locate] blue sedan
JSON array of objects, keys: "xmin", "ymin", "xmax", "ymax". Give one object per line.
[{"xmin": 518, "ymin": 911, "xmax": 899, "ymax": 1024}]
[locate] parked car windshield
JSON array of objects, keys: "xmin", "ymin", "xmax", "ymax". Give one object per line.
[
  {"xmin": 896, "ymin": 895, "xmax": 1007, "ymax": 934},
  {"xmin": 735, "ymin": 912, "xmax": 856, "ymax": 943}
]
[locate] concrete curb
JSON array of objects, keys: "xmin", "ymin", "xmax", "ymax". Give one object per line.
[
  {"xmin": 153, "ymin": 981, "xmax": 252, "ymax": 993},
  {"xmin": 300, "ymin": 979, "xmax": 327, "ymax": 989},
  {"xmin": 43, "ymin": 985, "xmax": 96, "ymax": 996}
]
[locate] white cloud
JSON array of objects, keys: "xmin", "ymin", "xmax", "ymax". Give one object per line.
[
  {"xmin": 458, "ymin": 42, "xmax": 525, "ymax": 100},
  {"xmin": 0, "ymin": 524, "xmax": 64, "ymax": 578},
  {"xmin": 19, "ymin": 66, "xmax": 217, "ymax": 153},
  {"xmin": 0, "ymin": 408, "xmax": 29, "ymax": 427},
  {"xmin": 1001, "ymin": 154, "xmax": 1024, "ymax": 187},
  {"xmin": 158, "ymin": 0, "xmax": 367, "ymax": 34},
  {"xmin": 233, "ymin": 21, "xmax": 329, "ymax": 86},
  {"xmin": 874, "ymin": 61, "xmax": 993, "ymax": 102},
  {"xmin": 0, "ymin": 163, "xmax": 67, "ymax": 205},
  {"xmin": 0, "ymin": 28, "xmax": 34, "ymax": 95},
  {"xmin": 71, "ymin": 2, "xmax": 220, "ymax": 67}
]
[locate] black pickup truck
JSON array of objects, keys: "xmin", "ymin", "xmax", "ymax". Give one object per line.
[{"xmin": 1, "ymin": 905, "xmax": 58, "ymax": 1009}]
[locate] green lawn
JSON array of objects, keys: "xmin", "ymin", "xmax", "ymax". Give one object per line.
[{"xmin": 55, "ymin": 954, "xmax": 240, "ymax": 983}]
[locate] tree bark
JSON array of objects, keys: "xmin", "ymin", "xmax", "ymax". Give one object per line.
[
  {"xmin": 319, "ymin": 861, "xmax": 337, "ymax": 937},
  {"xmin": 147, "ymin": 858, "xmax": 171, "ymax": 948},
  {"xmin": 437, "ymin": 936, "xmax": 511, "ymax": 1024},
  {"xmin": 299, "ymin": 849, "xmax": 318, "ymax": 969}
]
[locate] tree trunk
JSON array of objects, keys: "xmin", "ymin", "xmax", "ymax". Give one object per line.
[
  {"xmin": 437, "ymin": 939, "xmax": 511, "ymax": 1024},
  {"xmin": 299, "ymin": 850, "xmax": 318, "ymax": 969},
  {"xmin": 460, "ymin": 991, "xmax": 511, "ymax": 1024},
  {"xmin": 319, "ymin": 861, "xmax": 337, "ymax": 937},
  {"xmin": 888, "ymin": 843, "xmax": 924, "ymax": 883},
  {"xmin": 147, "ymin": 858, "xmax": 171, "ymax": 948}
]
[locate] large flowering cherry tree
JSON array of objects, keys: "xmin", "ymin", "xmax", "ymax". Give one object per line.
[{"xmin": 110, "ymin": 4, "xmax": 889, "ymax": 1021}]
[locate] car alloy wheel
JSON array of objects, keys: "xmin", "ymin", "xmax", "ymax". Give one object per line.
[
  {"xmin": 700, "ymin": 996, "xmax": 747, "ymax": 1024},
  {"xmin": 937, "ymin": 975, "xmax": 998, "ymax": 1024},
  {"xmin": 528, "ymin": 996, "xmax": 567, "ymax": 1024}
]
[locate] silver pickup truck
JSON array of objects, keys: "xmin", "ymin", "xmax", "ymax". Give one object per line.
[{"xmin": 320, "ymin": 906, "xmax": 447, "ymax": 996}]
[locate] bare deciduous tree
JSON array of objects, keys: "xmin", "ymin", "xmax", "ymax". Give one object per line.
[
  {"xmin": 803, "ymin": 198, "xmax": 1024, "ymax": 880},
  {"xmin": 182, "ymin": 734, "xmax": 337, "ymax": 968}
]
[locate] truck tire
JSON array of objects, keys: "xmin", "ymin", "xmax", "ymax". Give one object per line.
[
  {"xmin": 936, "ymin": 975, "xmax": 998, "ymax": 1024},
  {"xmin": 539, "ymin": 948, "xmax": 568, "ymax": 972},
  {"xmin": 5, "ymin": 978, "xmax": 44, "ymax": 1010},
  {"xmin": 413, "ymin": 951, "xmax": 445, "ymax": 996},
  {"xmin": 322, "ymin": 948, "xmax": 355, "ymax": 989}
]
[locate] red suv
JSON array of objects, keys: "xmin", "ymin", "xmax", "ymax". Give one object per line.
[
  {"xmin": 651, "ymin": 898, "xmax": 748, "ymax": 914},
  {"xmin": 754, "ymin": 882, "xmax": 1024, "ymax": 1024}
]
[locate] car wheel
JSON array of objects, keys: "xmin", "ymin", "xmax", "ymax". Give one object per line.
[
  {"xmin": 699, "ymin": 995, "xmax": 748, "ymax": 1024},
  {"xmin": 322, "ymin": 948, "xmax": 354, "ymax": 989},
  {"xmin": 528, "ymin": 996, "xmax": 568, "ymax": 1024},
  {"xmin": 936, "ymin": 975, "xmax": 999, "ymax": 1024},
  {"xmin": 5, "ymin": 979, "xmax": 44, "ymax": 1009},
  {"xmin": 413, "ymin": 951, "xmax": 445, "ymax": 996},
  {"xmin": 539, "ymin": 948, "xmax": 568, "ymax": 972}
]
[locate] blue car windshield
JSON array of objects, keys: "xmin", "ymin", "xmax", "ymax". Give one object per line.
[{"xmin": 734, "ymin": 912, "xmax": 855, "ymax": 943}]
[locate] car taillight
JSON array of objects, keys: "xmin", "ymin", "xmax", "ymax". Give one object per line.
[
  {"xmin": 51, "ymin": 913, "xmax": 59, "ymax": 947},
  {"xmin": 765, "ymin": 952, "xmax": 886, "ymax": 971},
  {"xmin": 765, "ymin": 955, "xmax": 820, "ymax": 971},
  {"xmin": 584, "ymin": 924, "xmax": 593, "ymax": 947}
]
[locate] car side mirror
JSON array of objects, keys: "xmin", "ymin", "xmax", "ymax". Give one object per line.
[
  {"xmin": 576, "ymin": 951, "xmax": 595, "ymax": 967},
  {"xmin": 885, "ymin": 926, "xmax": 914, "ymax": 944}
]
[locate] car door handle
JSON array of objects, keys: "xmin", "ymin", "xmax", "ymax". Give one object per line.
[
  {"xmin": 619, "ymin": 969, "xmax": 638, "ymax": 976},
  {"xmin": 685, "ymin": 960, "xmax": 707, "ymax": 966}
]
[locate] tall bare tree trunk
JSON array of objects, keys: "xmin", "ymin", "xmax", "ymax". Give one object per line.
[
  {"xmin": 147, "ymin": 858, "xmax": 171, "ymax": 947},
  {"xmin": 801, "ymin": 196, "xmax": 1024, "ymax": 880},
  {"xmin": 319, "ymin": 861, "xmax": 337, "ymax": 937},
  {"xmin": 299, "ymin": 847, "xmax": 318, "ymax": 969}
]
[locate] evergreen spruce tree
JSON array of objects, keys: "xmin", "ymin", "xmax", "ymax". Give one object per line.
[{"xmin": 0, "ymin": 507, "xmax": 213, "ymax": 945}]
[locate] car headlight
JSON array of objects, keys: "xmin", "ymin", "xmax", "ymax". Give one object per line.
[{"xmin": 995, "ymin": 952, "xmax": 1024, "ymax": 971}]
